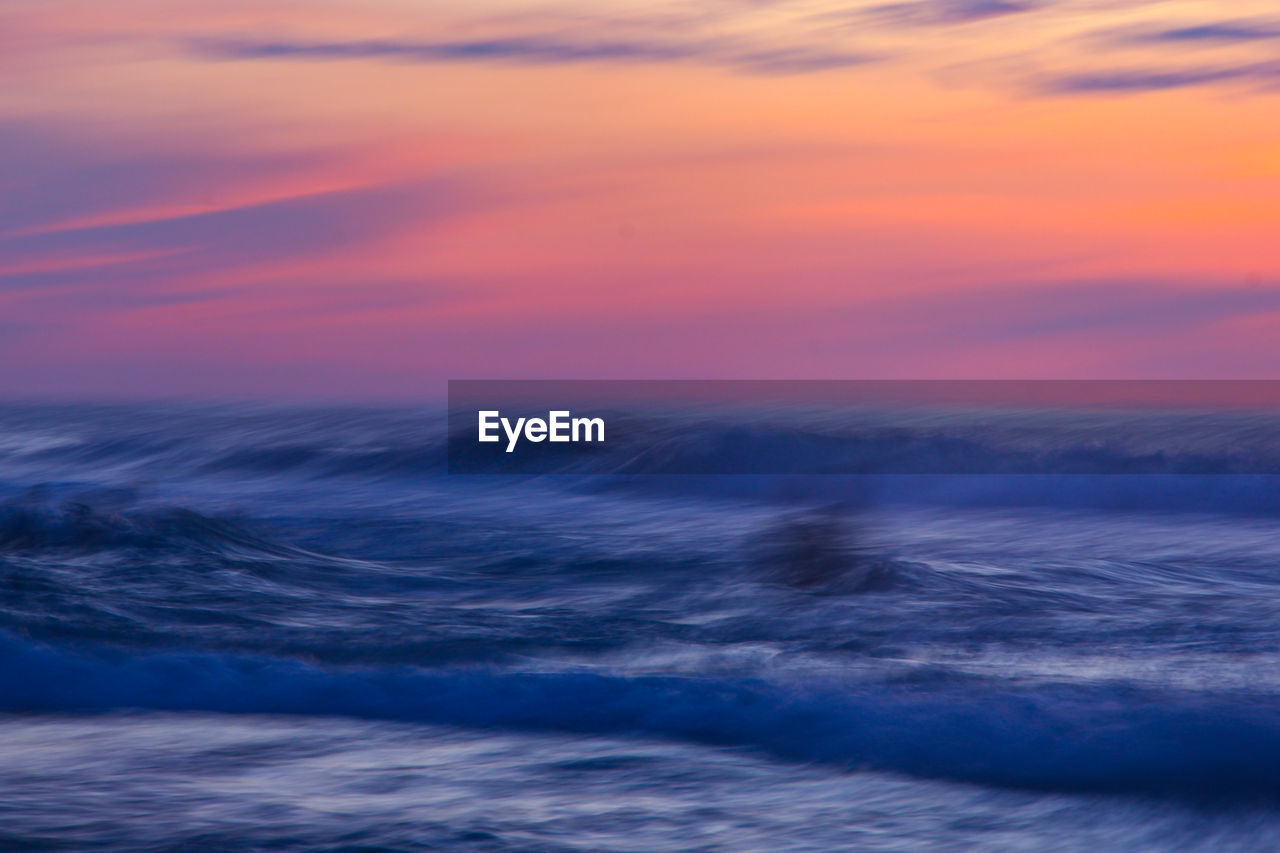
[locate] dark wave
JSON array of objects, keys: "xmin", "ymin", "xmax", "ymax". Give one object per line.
[
  {"xmin": 0, "ymin": 495, "xmax": 298, "ymax": 558},
  {"xmin": 7, "ymin": 403, "xmax": 1280, "ymax": 515},
  {"xmin": 3, "ymin": 632, "xmax": 1280, "ymax": 800},
  {"xmin": 584, "ymin": 472, "xmax": 1280, "ymax": 515},
  {"xmin": 447, "ymin": 407, "xmax": 1280, "ymax": 475}
]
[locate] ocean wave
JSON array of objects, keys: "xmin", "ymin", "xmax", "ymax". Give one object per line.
[
  {"xmin": 447, "ymin": 406, "xmax": 1280, "ymax": 475},
  {"xmin": 6, "ymin": 404, "xmax": 1280, "ymax": 515},
  {"xmin": 3, "ymin": 632, "xmax": 1279, "ymax": 800},
  {"xmin": 0, "ymin": 493, "xmax": 300, "ymax": 558}
]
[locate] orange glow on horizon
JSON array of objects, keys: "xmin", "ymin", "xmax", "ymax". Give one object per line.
[{"xmin": 3, "ymin": 0, "xmax": 1280, "ymax": 395}]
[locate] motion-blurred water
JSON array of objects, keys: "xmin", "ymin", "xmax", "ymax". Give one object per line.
[{"xmin": 4, "ymin": 402, "xmax": 1280, "ymax": 851}]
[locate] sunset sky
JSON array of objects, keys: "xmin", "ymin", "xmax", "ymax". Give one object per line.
[{"xmin": 3, "ymin": 0, "xmax": 1280, "ymax": 397}]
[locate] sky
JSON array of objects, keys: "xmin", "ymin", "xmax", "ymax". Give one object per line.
[{"xmin": 2, "ymin": 0, "xmax": 1280, "ymax": 398}]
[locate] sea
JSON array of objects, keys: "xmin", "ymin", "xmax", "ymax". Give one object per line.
[{"xmin": 4, "ymin": 400, "xmax": 1280, "ymax": 851}]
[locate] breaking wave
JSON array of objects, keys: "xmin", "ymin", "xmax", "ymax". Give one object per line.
[{"xmin": 2, "ymin": 632, "xmax": 1278, "ymax": 799}]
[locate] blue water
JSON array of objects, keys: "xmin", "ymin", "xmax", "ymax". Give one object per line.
[{"xmin": 4, "ymin": 402, "xmax": 1280, "ymax": 850}]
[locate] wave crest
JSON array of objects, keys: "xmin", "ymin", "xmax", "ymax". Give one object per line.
[{"xmin": 4, "ymin": 633, "xmax": 1279, "ymax": 799}]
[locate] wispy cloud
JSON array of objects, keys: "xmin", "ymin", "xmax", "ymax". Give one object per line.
[
  {"xmin": 0, "ymin": 122, "xmax": 333, "ymax": 239},
  {"xmin": 1125, "ymin": 19, "xmax": 1280, "ymax": 44},
  {"xmin": 0, "ymin": 121, "xmax": 488, "ymax": 309},
  {"xmin": 187, "ymin": 34, "xmax": 876, "ymax": 76},
  {"xmin": 905, "ymin": 281, "xmax": 1280, "ymax": 343},
  {"xmin": 861, "ymin": 0, "xmax": 1040, "ymax": 27},
  {"xmin": 1003, "ymin": 11, "xmax": 1280, "ymax": 94},
  {"xmin": 1038, "ymin": 60, "xmax": 1280, "ymax": 93}
]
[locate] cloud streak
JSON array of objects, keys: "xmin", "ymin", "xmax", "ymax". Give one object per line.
[
  {"xmin": 0, "ymin": 120, "xmax": 491, "ymax": 330},
  {"xmin": 1039, "ymin": 60, "xmax": 1280, "ymax": 93},
  {"xmin": 182, "ymin": 6, "xmax": 1280, "ymax": 96},
  {"xmin": 1, "ymin": 177, "xmax": 476, "ymax": 296},
  {"xmin": 1130, "ymin": 19, "xmax": 1280, "ymax": 44},
  {"xmin": 187, "ymin": 34, "xmax": 876, "ymax": 76},
  {"xmin": 1020, "ymin": 12, "xmax": 1280, "ymax": 94},
  {"xmin": 905, "ymin": 281, "xmax": 1280, "ymax": 343},
  {"xmin": 862, "ymin": 0, "xmax": 1040, "ymax": 27}
]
